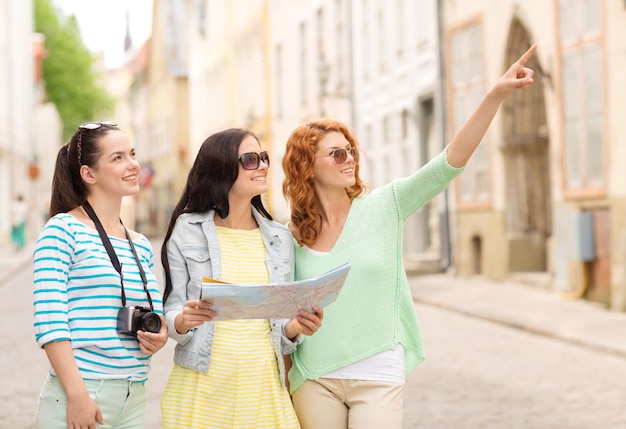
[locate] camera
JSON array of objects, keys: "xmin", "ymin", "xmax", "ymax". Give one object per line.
[{"xmin": 117, "ymin": 306, "xmax": 162, "ymax": 336}]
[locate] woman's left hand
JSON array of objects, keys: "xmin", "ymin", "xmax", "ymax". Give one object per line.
[
  {"xmin": 285, "ymin": 306, "xmax": 324, "ymax": 339},
  {"xmin": 137, "ymin": 315, "xmax": 168, "ymax": 355}
]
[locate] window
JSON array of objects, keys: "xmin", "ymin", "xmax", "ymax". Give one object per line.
[
  {"xmin": 363, "ymin": 124, "xmax": 375, "ymax": 182},
  {"xmin": 382, "ymin": 115, "xmax": 390, "ymax": 144},
  {"xmin": 358, "ymin": 123, "xmax": 373, "ymax": 155},
  {"xmin": 335, "ymin": 0, "xmax": 345, "ymax": 85},
  {"xmin": 317, "ymin": 8, "xmax": 327, "ymax": 100},
  {"xmin": 377, "ymin": 3, "xmax": 386, "ymax": 74},
  {"xmin": 195, "ymin": 0, "xmax": 207, "ymax": 37},
  {"xmin": 275, "ymin": 44, "xmax": 283, "ymax": 120},
  {"xmin": 299, "ymin": 23, "xmax": 307, "ymax": 106},
  {"xmin": 560, "ymin": 0, "xmax": 604, "ymax": 189},
  {"xmin": 450, "ymin": 23, "xmax": 488, "ymax": 202},
  {"xmin": 361, "ymin": 0, "xmax": 372, "ymax": 81},
  {"xmin": 396, "ymin": 0, "xmax": 405, "ymax": 56},
  {"xmin": 416, "ymin": 0, "xmax": 435, "ymax": 51}
]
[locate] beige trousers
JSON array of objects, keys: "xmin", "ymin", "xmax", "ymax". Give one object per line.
[{"xmin": 292, "ymin": 378, "xmax": 405, "ymax": 429}]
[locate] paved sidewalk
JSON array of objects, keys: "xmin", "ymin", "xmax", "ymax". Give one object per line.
[
  {"xmin": 408, "ymin": 273, "xmax": 626, "ymax": 358},
  {"xmin": 0, "ymin": 242, "xmax": 34, "ymax": 286}
]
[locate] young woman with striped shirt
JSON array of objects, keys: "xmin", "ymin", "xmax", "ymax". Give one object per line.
[
  {"xmin": 33, "ymin": 121, "xmax": 168, "ymax": 429},
  {"xmin": 159, "ymin": 128, "xmax": 323, "ymax": 429}
]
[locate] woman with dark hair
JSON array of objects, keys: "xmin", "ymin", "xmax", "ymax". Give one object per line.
[
  {"xmin": 160, "ymin": 128, "xmax": 323, "ymax": 429},
  {"xmin": 33, "ymin": 121, "xmax": 168, "ymax": 429},
  {"xmin": 281, "ymin": 46, "xmax": 537, "ymax": 429}
]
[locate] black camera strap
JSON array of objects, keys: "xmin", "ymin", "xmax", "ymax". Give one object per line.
[{"xmin": 82, "ymin": 201, "xmax": 154, "ymax": 310}]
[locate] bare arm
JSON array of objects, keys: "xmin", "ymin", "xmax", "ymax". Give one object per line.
[
  {"xmin": 446, "ymin": 44, "xmax": 537, "ymax": 168},
  {"xmin": 43, "ymin": 341, "xmax": 104, "ymax": 428}
]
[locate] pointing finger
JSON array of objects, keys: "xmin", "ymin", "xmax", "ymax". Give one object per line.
[{"xmin": 517, "ymin": 44, "xmax": 537, "ymax": 66}]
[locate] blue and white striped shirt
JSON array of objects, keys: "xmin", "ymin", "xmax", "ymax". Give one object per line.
[{"xmin": 33, "ymin": 213, "xmax": 163, "ymax": 382}]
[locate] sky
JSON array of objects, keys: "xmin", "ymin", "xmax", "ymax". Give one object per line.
[{"xmin": 53, "ymin": 0, "xmax": 153, "ymax": 68}]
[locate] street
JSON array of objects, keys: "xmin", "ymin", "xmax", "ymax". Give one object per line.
[
  {"xmin": 405, "ymin": 304, "xmax": 626, "ymax": 428},
  {"xmin": 2, "ymin": 256, "xmax": 625, "ymax": 428},
  {"xmin": 0, "ymin": 252, "xmax": 174, "ymax": 429}
]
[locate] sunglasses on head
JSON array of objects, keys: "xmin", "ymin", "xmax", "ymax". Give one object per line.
[
  {"xmin": 316, "ymin": 146, "xmax": 359, "ymax": 165},
  {"xmin": 71, "ymin": 121, "xmax": 118, "ymax": 165},
  {"xmin": 239, "ymin": 151, "xmax": 270, "ymax": 170},
  {"xmin": 78, "ymin": 121, "xmax": 118, "ymax": 130}
]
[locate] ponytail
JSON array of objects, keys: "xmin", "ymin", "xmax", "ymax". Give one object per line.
[{"xmin": 48, "ymin": 143, "xmax": 87, "ymax": 218}]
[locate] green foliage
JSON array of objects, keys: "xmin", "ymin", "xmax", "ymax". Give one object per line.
[{"xmin": 34, "ymin": 0, "xmax": 115, "ymax": 140}]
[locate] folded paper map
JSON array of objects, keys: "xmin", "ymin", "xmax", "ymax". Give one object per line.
[{"xmin": 200, "ymin": 263, "xmax": 350, "ymax": 320}]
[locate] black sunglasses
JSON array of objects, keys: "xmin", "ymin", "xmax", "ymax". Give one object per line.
[
  {"xmin": 78, "ymin": 121, "xmax": 118, "ymax": 130},
  {"xmin": 316, "ymin": 146, "xmax": 359, "ymax": 165},
  {"xmin": 239, "ymin": 151, "xmax": 270, "ymax": 170}
]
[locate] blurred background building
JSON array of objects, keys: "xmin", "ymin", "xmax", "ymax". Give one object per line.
[
  {"xmin": 3, "ymin": 0, "xmax": 626, "ymax": 311},
  {"xmin": 0, "ymin": 0, "xmax": 61, "ymax": 249}
]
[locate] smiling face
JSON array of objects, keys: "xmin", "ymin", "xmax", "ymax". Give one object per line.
[
  {"xmin": 81, "ymin": 129, "xmax": 141, "ymax": 198},
  {"xmin": 229, "ymin": 134, "xmax": 269, "ymax": 202},
  {"xmin": 313, "ymin": 131, "xmax": 358, "ymax": 191}
]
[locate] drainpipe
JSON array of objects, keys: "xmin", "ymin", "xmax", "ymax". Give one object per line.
[
  {"xmin": 436, "ymin": 0, "xmax": 452, "ymax": 271},
  {"xmin": 347, "ymin": 3, "xmax": 356, "ymax": 130}
]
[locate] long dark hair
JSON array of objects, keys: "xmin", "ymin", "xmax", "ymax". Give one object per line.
[
  {"xmin": 161, "ymin": 128, "xmax": 272, "ymax": 303},
  {"xmin": 49, "ymin": 122, "xmax": 121, "ymax": 217}
]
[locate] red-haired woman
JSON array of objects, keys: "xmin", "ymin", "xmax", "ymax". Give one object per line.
[{"xmin": 282, "ymin": 46, "xmax": 537, "ymax": 429}]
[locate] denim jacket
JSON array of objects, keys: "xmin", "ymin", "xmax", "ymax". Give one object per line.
[{"xmin": 163, "ymin": 208, "xmax": 300, "ymax": 388}]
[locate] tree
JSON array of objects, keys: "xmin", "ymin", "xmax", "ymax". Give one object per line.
[{"xmin": 34, "ymin": 0, "xmax": 115, "ymax": 140}]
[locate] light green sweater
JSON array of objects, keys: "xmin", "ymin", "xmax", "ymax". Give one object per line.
[{"xmin": 289, "ymin": 149, "xmax": 464, "ymax": 393}]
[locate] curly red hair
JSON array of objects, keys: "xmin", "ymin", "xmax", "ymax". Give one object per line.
[{"xmin": 282, "ymin": 118, "xmax": 367, "ymax": 247}]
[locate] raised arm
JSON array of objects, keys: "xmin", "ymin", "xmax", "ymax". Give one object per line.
[{"xmin": 446, "ymin": 44, "xmax": 537, "ymax": 168}]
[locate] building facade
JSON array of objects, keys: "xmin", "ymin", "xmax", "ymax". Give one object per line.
[
  {"xmin": 349, "ymin": 0, "xmax": 446, "ymax": 272},
  {"xmin": 444, "ymin": 0, "xmax": 626, "ymax": 310},
  {"xmin": 141, "ymin": 0, "xmax": 192, "ymax": 234},
  {"xmin": 0, "ymin": 0, "xmax": 61, "ymax": 245},
  {"xmin": 268, "ymin": 0, "xmax": 354, "ymax": 221},
  {"xmin": 125, "ymin": 0, "xmax": 626, "ymax": 310}
]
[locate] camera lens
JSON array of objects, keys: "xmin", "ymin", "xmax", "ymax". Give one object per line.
[{"xmin": 141, "ymin": 312, "xmax": 162, "ymax": 333}]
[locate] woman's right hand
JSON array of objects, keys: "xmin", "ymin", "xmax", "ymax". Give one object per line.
[
  {"xmin": 66, "ymin": 392, "xmax": 103, "ymax": 429},
  {"xmin": 42, "ymin": 341, "xmax": 104, "ymax": 429},
  {"xmin": 174, "ymin": 299, "xmax": 218, "ymax": 334}
]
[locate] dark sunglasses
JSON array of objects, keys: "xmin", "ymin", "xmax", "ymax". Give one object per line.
[
  {"xmin": 78, "ymin": 121, "xmax": 118, "ymax": 130},
  {"xmin": 316, "ymin": 146, "xmax": 359, "ymax": 165},
  {"xmin": 239, "ymin": 151, "xmax": 270, "ymax": 170}
]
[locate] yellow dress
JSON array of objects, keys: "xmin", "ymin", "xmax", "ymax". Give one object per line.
[{"xmin": 161, "ymin": 227, "xmax": 300, "ymax": 429}]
